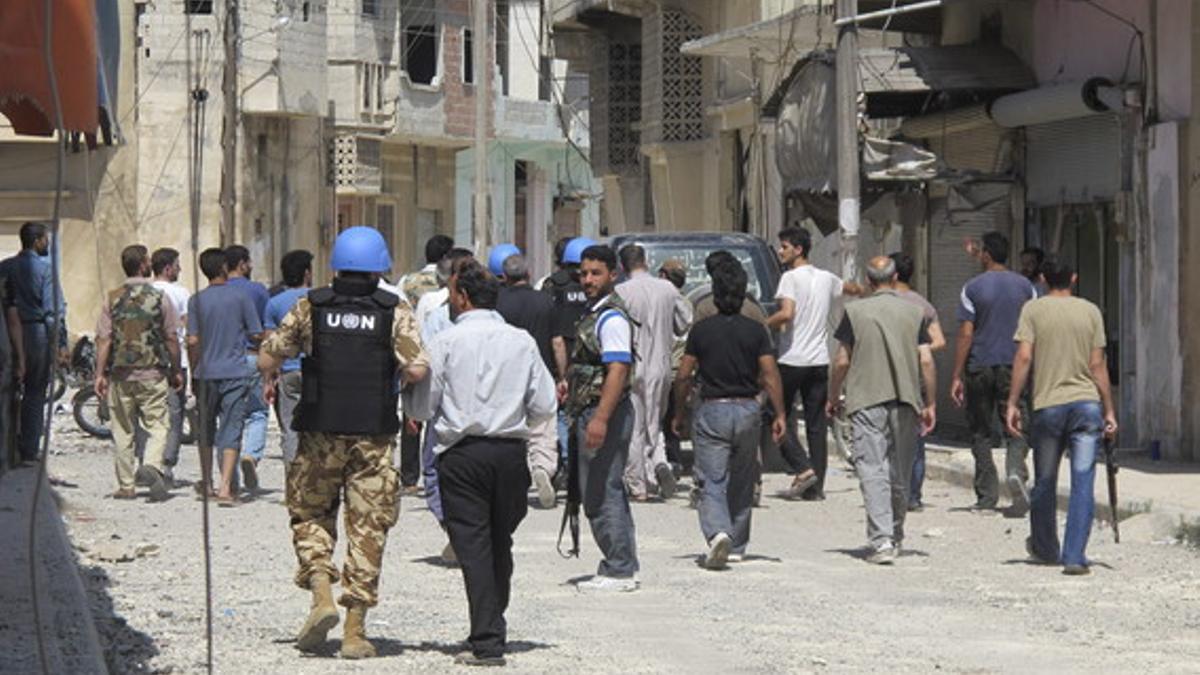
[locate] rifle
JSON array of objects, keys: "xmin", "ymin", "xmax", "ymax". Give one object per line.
[
  {"xmin": 556, "ymin": 416, "xmax": 580, "ymax": 559},
  {"xmin": 1104, "ymin": 437, "xmax": 1120, "ymax": 544}
]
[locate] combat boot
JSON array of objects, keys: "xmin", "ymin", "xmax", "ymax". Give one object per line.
[
  {"xmin": 340, "ymin": 605, "xmax": 377, "ymax": 659},
  {"xmin": 296, "ymin": 574, "xmax": 339, "ymax": 653}
]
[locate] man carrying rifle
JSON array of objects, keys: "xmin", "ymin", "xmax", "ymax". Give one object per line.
[{"xmin": 1005, "ymin": 259, "xmax": 1117, "ymax": 576}]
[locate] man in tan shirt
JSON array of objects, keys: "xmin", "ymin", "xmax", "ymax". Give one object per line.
[{"xmin": 1005, "ymin": 259, "xmax": 1116, "ymax": 576}]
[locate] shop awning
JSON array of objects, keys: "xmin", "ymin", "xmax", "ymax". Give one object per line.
[
  {"xmin": 0, "ymin": 0, "xmax": 102, "ymax": 136},
  {"xmin": 680, "ymin": 6, "xmax": 825, "ymax": 60}
]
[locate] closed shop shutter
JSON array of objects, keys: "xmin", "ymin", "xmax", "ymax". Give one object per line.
[
  {"xmin": 926, "ymin": 181, "xmax": 1014, "ymax": 439},
  {"xmin": 1025, "ymin": 113, "xmax": 1120, "ymax": 206}
]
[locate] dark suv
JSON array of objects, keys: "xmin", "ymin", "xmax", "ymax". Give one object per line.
[{"xmin": 608, "ymin": 232, "xmax": 782, "ymax": 312}]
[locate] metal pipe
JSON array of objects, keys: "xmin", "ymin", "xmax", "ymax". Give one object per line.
[{"xmin": 832, "ymin": 0, "xmax": 943, "ymax": 27}]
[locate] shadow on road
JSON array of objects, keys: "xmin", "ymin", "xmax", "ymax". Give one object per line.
[
  {"xmin": 288, "ymin": 638, "xmax": 553, "ymax": 659},
  {"xmin": 79, "ymin": 562, "xmax": 159, "ymax": 673}
]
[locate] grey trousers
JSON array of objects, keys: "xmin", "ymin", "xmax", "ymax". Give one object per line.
[
  {"xmin": 692, "ymin": 400, "xmax": 760, "ymax": 555},
  {"xmin": 850, "ymin": 402, "xmax": 918, "ymax": 549},
  {"xmin": 625, "ymin": 364, "xmax": 671, "ymax": 497},
  {"xmin": 275, "ymin": 370, "xmax": 303, "ymax": 464},
  {"xmin": 577, "ymin": 397, "xmax": 639, "ymax": 578}
]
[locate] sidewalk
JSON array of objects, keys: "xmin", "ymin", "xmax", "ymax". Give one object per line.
[
  {"xmin": 0, "ymin": 466, "xmax": 106, "ymax": 674},
  {"xmin": 924, "ymin": 443, "xmax": 1200, "ymax": 543}
]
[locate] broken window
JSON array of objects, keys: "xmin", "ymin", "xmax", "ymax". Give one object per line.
[
  {"xmin": 184, "ymin": 0, "xmax": 212, "ymax": 14},
  {"xmin": 362, "ymin": 0, "xmax": 377, "ymax": 17},
  {"xmin": 401, "ymin": 0, "xmax": 438, "ymax": 85}
]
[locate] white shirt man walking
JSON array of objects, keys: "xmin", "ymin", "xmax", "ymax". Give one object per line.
[
  {"xmin": 615, "ymin": 244, "xmax": 692, "ymax": 500},
  {"xmin": 408, "ymin": 260, "xmax": 556, "ymax": 667}
]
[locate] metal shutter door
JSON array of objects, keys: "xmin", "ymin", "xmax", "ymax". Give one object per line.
[{"xmin": 1025, "ymin": 113, "xmax": 1120, "ymax": 206}]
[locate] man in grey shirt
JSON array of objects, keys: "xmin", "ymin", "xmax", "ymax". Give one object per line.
[
  {"xmin": 407, "ymin": 261, "xmax": 556, "ymax": 667},
  {"xmin": 829, "ymin": 257, "xmax": 937, "ymax": 565}
]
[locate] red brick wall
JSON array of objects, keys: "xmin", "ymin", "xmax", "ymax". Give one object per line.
[{"xmin": 442, "ymin": 0, "xmax": 493, "ymax": 139}]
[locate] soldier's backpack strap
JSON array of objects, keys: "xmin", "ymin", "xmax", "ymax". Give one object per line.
[
  {"xmin": 371, "ymin": 288, "xmax": 400, "ymax": 308},
  {"xmin": 308, "ymin": 287, "xmax": 336, "ymax": 306}
]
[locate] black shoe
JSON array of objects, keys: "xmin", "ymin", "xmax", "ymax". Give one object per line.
[
  {"xmin": 800, "ymin": 489, "xmax": 825, "ymax": 502},
  {"xmin": 1025, "ymin": 537, "xmax": 1056, "ymax": 566},
  {"xmin": 907, "ymin": 501, "xmax": 924, "ymax": 512},
  {"xmin": 454, "ymin": 652, "xmax": 506, "ymax": 667},
  {"xmin": 1062, "ymin": 564, "xmax": 1091, "ymax": 576},
  {"xmin": 240, "ymin": 457, "xmax": 259, "ymax": 492},
  {"xmin": 136, "ymin": 465, "xmax": 170, "ymax": 502},
  {"xmin": 655, "ymin": 463, "xmax": 677, "ymax": 500}
]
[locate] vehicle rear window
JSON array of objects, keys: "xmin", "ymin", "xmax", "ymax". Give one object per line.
[{"xmin": 637, "ymin": 244, "xmax": 772, "ymax": 303}]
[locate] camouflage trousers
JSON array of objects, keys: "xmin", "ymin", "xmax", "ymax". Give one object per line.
[{"xmin": 287, "ymin": 432, "xmax": 400, "ymax": 608}]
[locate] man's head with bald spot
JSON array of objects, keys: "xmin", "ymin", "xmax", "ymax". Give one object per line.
[{"xmin": 865, "ymin": 256, "xmax": 898, "ymax": 290}]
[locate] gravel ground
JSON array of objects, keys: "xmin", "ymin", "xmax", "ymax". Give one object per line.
[{"xmin": 41, "ymin": 411, "xmax": 1200, "ymax": 674}]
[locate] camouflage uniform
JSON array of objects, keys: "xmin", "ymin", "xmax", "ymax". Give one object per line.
[
  {"xmin": 261, "ymin": 296, "xmax": 428, "ymax": 608},
  {"xmin": 98, "ymin": 280, "xmax": 179, "ymax": 491},
  {"xmin": 400, "ymin": 266, "xmax": 439, "ymax": 307}
]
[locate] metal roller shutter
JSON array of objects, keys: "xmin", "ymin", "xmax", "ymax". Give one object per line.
[{"xmin": 1025, "ymin": 113, "xmax": 1120, "ymax": 206}]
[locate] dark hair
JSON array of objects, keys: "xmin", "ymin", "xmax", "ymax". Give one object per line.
[
  {"xmin": 280, "ymin": 249, "xmax": 314, "ymax": 287},
  {"xmin": 199, "ymin": 248, "xmax": 228, "ymax": 281},
  {"xmin": 581, "ymin": 244, "xmax": 618, "ymax": 271},
  {"xmin": 1021, "ymin": 246, "xmax": 1045, "ymax": 265},
  {"xmin": 424, "ymin": 234, "xmax": 455, "ymax": 264},
  {"xmin": 779, "ymin": 226, "xmax": 812, "ymax": 257},
  {"xmin": 151, "ymin": 247, "xmax": 180, "ymax": 275},
  {"xmin": 19, "ymin": 222, "xmax": 47, "ymax": 249},
  {"xmin": 705, "ymin": 250, "xmax": 736, "ymax": 274},
  {"xmin": 1041, "ymin": 258, "xmax": 1074, "ymax": 290},
  {"xmin": 711, "ymin": 260, "xmax": 748, "ymax": 315},
  {"xmin": 555, "ymin": 236, "xmax": 573, "ymax": 266},
  {"xmin": 225, "ymin": 245, "xmax": 251, "ymax": 270},
  {"xmin": 618, "ymin": 244, "xmax": 646, "ymax": 272},
  {"xmin": 889, "ymin": 251, "xmax": 915, "ymax": 284},
  {"xmin": 454, "ymin": 261, "xmax": 500, "ymax": 309},
  {"xmin": 121, "ymin": 245, "xmax": 149, "ymax": 277},
  {"xmin": 981, "ymin": 231, "xmax": 1009, "ymax": 265}
]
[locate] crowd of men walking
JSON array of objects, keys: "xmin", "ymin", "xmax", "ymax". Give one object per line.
[{"xmin": 2, "ymin": 218, "xmax": 1117, "ymax": 665}]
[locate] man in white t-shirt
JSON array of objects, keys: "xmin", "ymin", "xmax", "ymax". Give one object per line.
[
  {"xmin": 152, "ymin": 247, "xmax": 192, "ymax": 478},
  {"xmin": 766, "ymin": 227, "xmax": 862, "ymax": 500}
]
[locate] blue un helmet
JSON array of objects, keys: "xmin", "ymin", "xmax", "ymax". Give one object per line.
[
  {"xmin": 488, "ymin": 243, "xmax": 521, "ymax": 276},
  {"xmin": 562, "ymin": 237, "xmax": 597, "ymax": 265},
  {"xmin": 331, "ymin": 226, "xmax": 392, "ymax": 273}
]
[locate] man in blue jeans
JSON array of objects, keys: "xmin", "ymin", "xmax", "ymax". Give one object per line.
[
  {"xmin": 1005, "ymin": 259, "xmax": 1117, "ymax": 576},
  {"xmin": 672, "ymin": 258, "xmax": 786, "ymax": 569},
  {"xmin": 225, "ymin": 245, "xmax": 270, "ymax": 491}
]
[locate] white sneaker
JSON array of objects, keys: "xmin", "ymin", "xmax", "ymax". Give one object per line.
[
  {"xmin": 532, "ymin": 469, "xmax": 556, "ymax": 509},
  {"xmin": 576, "ymin": 574, "xmax": 639, "ymax": 593},
  {"xmin": 704, "ymin": 532, "xmax": 733, "ymax": 570},
  {"xmin": 866, "ymin": 543, "xmax": 897, "ymax": 566},
  {"xmin": 727, "ymin": 553, "xmax": 744, "ymax": 563}
]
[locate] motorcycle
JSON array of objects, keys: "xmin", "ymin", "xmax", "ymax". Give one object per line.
[{"xmin": 67, "ymin": 336, "xmax": 197, "ymax": 444}]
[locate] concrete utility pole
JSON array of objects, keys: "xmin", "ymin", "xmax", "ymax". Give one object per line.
[
  {"xmin": 219, "ymin": 0, "xmax": 240, "ymax": 247},
  {"xmin": 835, "ymin": 0, "xmax": 860, "ymax": 282},
  {"xmin": 473, "ymin": 0, "xmax": 491, "ymax": 250}
]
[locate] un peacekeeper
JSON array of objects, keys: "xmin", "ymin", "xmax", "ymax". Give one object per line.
[
  {"xmin": 564, "ymin": 244, "xmax": 641, "ymax": 593},
  {"xmin": 258, "ymin": 226, "xmax": 429, "ymax": 659}
]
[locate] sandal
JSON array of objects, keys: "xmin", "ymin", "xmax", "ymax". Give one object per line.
[{"xmin": 111, "ymin": 488, "xmax": 137, "ymax": 500}]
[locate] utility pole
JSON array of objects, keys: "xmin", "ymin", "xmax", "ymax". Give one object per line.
[
  {"xmin": 835, "ymin": 0, "xmax": 859, "ymax": 282},
  {"xmin": 219, "ymin": 0, "xmax": 240, "ymax": 247},
  {"xmin": 472, "ymin": 0, "xmax": 491, "ymax": 250}
]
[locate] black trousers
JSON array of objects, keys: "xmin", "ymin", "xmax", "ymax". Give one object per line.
[
  {"xmin": 399, "ymin": 414, "xmax": 421, "ymax": 486},
  {"xmin": 438, "ymin": 437, "xmax": 530, "ymax": 658},
  {"xmin": 777, "ymin": 365, "xmax": 829, "ymax": 491}
]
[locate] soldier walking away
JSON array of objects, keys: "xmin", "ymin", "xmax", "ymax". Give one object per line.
[
  {"xmin": 616, "ymin": 244, "xmax": 693, "ymax": 500},
  {"xmin": 0, "ymin": 264, "xmax": 23, "ymax": 469},
  {"xmin": 567, "ymin": 245, "xmax": 641, "ymax": 593},
  {"xmin": 94, "ymin": 245, "xmax": 184, "ymax": 501},
  {"xmin": 264, "ymin": 250, "xmax": 314, "ymax": 472},
  {"xmin": 395, "ymin": 234, "xmax": 454, "ymax": 496},
  {"xmin": 259, "ymin": 226, "xmax": 429, "ymax": 659},
  {"xmin": 949, "ymin": 231, "xmax": 1037, "ymax": 514},
  {"xmin": 151, "ymin": 248, "xmax": 192, "ymax": 483},
  {"xmin": 766, "ymin": 227, "xmax": 862, "ymax": 501},
  {"xmin": 496, "ymin": 254, "xmax": 560, "ymax": 509},
  {"xmin": 0, "ymin": 221, "xmax": 66, "ymax": 466},
  {"xmin": 544, "ymin": 237, "xmax": 594, "ymax": 482},
  {"xmin": 187, "ymin": 249, "xmax": 264, "ymax": 505},
  {"xmin": 828, "ymin": 257, "xmax": 937, "ymax": 565},
  {"xmin": 672, "ymin": 259, "xmax": 786, "ymax": 570},
  {"xmin": 408, "ymin": 260, "xmax": 556, "ymax": 667},
  {"xmin": 888, "ymin": 252, "xmax": 947, "ymax": 512},
  {"xmin": 1005, "ymin": 259, "xmax": 1117, "ymax": 576},
  {"xmin": 225, "ymin": 245, "xmax": 271, "ymax": 494}
]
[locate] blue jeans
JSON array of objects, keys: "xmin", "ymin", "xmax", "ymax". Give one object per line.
[
  {"xmin": 422, "ymin": 422, "xmax": 443, "ymax": 523},
  {"xmin": 557, "ymin": 408, "xmax": 570, "ymax": 467},
  {"xmin": 576, "ymin": 398, "xmax": 638, "ymax": 578},
  {"xmin": 1029, "ymin": 401, "xmax": 1102, "ymax": 567},
  {"xmin": 240, "ymin": 355, "xmax": 268, "ymax": 462},
  {"xmin": 909, "ymin": 436, "xmax": 926, "ymax": 507},
  {"xmin": 692, "ymin": 400, "xmax": 760, "ymax": 555}
]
